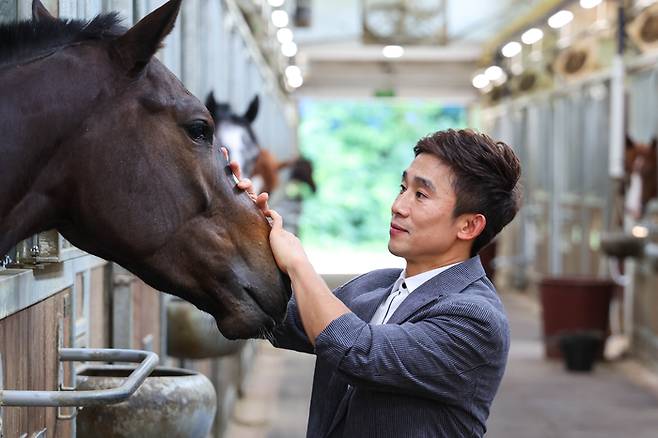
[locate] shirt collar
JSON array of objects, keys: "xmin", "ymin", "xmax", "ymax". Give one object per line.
[{"xmin": 393, "ymin": 262, "xmax": 462, "ymax": 293}]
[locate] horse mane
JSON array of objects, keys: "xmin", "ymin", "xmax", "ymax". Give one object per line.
[{"xmin": 0, "ymin": 13, "xmax": 125, "ymax": 65}]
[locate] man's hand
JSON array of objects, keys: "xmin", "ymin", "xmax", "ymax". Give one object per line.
[
  {"xmin": 223, "ymin": 148, "xmax": 350, "ymax": 343},
  {"xmin": 222, "ymin": 147, "xmax": 269, "ymax": 212},
  {"xmin": 224, "ymin": 147, "xmax": 306, "ymax": 273},
  {"xmin": 264, "ymin": 209, "xmax": 307, "ymax": 275}
]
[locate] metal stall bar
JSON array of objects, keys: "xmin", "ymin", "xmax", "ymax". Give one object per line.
[{"xmin": 0, "ymin": 348, "xmax": 158, "ymax": 407}]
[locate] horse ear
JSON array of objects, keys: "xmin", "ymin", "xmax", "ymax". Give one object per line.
[
  {"xmin": 651, "ymin": 138, "xmax": 657, "ymax": 151},
  {"xmin": 626, "ymin": 135, "xmax": 634, "ymax": 150},
  {"xmin": 205, "ymin": 92, "xmax": 217, "ymax": 119},
  {"xmin": 244, "ymin": 95, "xmax": 260, "ymax": 123},
  {"xmin": 32, "ymin": 0, "xmax": 55, "ymax": 21},
  {"xmin": 110, "ymin": 0, "xmax": 182, "ymax": 76}
]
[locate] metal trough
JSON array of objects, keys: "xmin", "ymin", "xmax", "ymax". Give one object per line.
[{"xmin": 76, "ymin": 365, "xmax": 216, "ymax": 438}]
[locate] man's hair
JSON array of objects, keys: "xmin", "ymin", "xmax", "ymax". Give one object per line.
[{"xmin": 414, "ymin": 129, "xmax": 522, "ymax": 257}]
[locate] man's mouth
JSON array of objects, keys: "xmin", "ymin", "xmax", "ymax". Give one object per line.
[{"xmin": 390, "ymin": 223, "xmax": 408, "ymax": 235}]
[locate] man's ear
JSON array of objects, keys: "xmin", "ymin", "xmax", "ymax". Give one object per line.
[
  {"xmin": 109, "ymin": 0, "xmax": 181, "ymax": 76},
  {"xmin": 456, "ymin": 213, "xmax": 486, "ymax": 242}
]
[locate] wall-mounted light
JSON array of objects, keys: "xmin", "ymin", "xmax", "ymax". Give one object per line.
[
  {"xmin": 268, "ymin": 0, "xmax": 285, "ymax": 7},
  {"xmin": 501, "ymin": 41, "xmax": 522, "ymax": 58},
  {"xmin": 382, "ymin": 45, "xmax": 404, "ymax": 58},
  {"xmin": 277, "ymin": 28, "xmax": 294, "ymax": 44},
  {"xmin": 632, "ymin": 225, "xmax": 649, "ymax": 238},
  {"xmin": 580, "ymin": 0, "xmax": 602, "ymax": 9},
  {"xmin": 272, "ymin": 10, "xmax": 289, "ymax": 28},
  {"xmin": 472, "ymin": 74, "xmax": 490, "ymax": 89},
  {"xmin": 521, "ymin": 28, "xmax": 544, "ymax": 45},
  {"xmin": 548, "ymin": 10, "xmax": 573, "ymax": 28},
  {"xmin": 281, "ymin": 41, "xmax": 298, "ymax": 57}
]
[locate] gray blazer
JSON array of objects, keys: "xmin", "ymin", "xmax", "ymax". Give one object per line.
[{"xmin": 272, "ymin": 255, "xmax": 510, "ymax": 438}]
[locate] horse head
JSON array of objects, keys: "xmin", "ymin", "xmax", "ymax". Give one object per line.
[
  {"xmin": 205, "ymin": 92, "xmax": 262, "ymax": 178},
  {"xmin": 624, "ymin": 135, "xmax": 658, "ymax": 219},
  {"xmin": 0, "ymin": 0, "xmax": 291, "ymax": 339}
]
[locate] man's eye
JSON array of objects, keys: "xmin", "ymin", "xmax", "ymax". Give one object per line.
[
  {"xmin": 416, "ymin": 191, "xmax": 427, "ymax": 199},
  {"xmin": 185, "ymin": 120, "xmax": 213, "ymax": 143},
  {"xmin": 399, "ymin": 184, "xmax": 406, "ymax": 193}
]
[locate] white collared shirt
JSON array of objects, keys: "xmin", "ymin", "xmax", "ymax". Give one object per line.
[{"xmin": 370, "ymin": 262, "xmax": 461, "ymax": 325}]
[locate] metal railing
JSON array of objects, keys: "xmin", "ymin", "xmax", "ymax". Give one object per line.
[{"xmin": 0, "ymin": 348, "xmax": 158, "ymax": 407}]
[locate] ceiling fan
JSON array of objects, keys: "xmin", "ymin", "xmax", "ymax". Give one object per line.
[{"xmin": 362, "ymin": 0, "xmax": 447, "ymax": 45}]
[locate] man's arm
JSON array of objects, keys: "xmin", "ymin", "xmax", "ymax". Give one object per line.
[{"xmin": 266, "ymin": 210, "xmax": 350, "ymax": 345}]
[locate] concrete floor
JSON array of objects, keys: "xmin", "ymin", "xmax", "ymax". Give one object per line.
[{"xmin": 225, "ymin": 292, "xmax": 658, "ymax": 438}]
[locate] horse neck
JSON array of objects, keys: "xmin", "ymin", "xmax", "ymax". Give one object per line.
[{"xmin": 0, "ymin": 48, "xmax": 113, "ymax": 255}]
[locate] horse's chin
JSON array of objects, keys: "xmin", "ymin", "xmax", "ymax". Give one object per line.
[{"xmin": 215, "ymin": 310, "xmax": 277, "ymax": 340}]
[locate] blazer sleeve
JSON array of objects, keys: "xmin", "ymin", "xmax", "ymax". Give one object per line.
[
  {"xmin": 270, "ymin": 295, "xmax": 314, "ymax": 354},
  {"xmin": 313, "ymin": 295, "xmax": 509, "ymax": 403},
  {"xmin": 270, "ymin": 273, "xmax": 372, "ymax": 354}
]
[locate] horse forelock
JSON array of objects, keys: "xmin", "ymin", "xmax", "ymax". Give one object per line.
[{"xmin": 0, "ymin": 13, "xmax": 125, "ymax": 66}]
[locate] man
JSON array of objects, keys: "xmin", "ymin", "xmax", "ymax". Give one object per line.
[{"xmin": 229, "ymin": 128, "xmax": 522, "ymax": 438}]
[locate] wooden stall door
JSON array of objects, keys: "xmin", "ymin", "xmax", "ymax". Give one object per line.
[
  {"xmin": 130, "ymin": 279, "xmax": 161, "ymax": 354},
  {"xmin": 0, "ymin": 291, "xmax": 73, "ymax": 437}
]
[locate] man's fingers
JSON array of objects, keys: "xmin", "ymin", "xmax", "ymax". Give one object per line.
[
  {"xmin": 256, "ymin": 193, "xmax": 269, "ymax": 211},
  {"xmin": 266, "ymin": 209, "xmax": 283, "ymax": 230},
  {"xmin": 236, "ymin": 178, "xmax": 253, "ymax": 190},
  {"xmin": 229, "ymin": 160, "xmax": 242, "ymax": 180}
]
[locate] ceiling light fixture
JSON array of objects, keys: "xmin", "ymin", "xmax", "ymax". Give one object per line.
[
  {"xmin": 285, "ymin": 65, "xmax": 303, "ymax": 89},
  {"xmin": 382, "ymin": 45, "xmax": 404, "ymax": 58},
  {"xmin": 276, "ymin": 28, "xmax": 294, "ymax": 44},
  {"xmin": 521, "ymin": 28, "xmax": 544, "ymax": 45},
  {"xmin": 472, "ymin": 74, "xmax": 490, "ymax": 89},
  {"xmin": 501, "ymin": 41, "xmax": 522, "ymax": 57},
  {"xmin": 484, "ymin": 66, "xmax": 504, "ymax": 82},
  {"xmin": 281, "ymin": 41, "xmax": 298, "ymax": 57},
  {"xmin": 548, "ymin": 10, "xmax": 573, "ymax": 29},
  {"xmin": 271, "ymin": 10, "xmax": 289, "ymax": 28},
  {"xmin": 580, "ymin": 0, "xmax": 602, "ymax": 9}
]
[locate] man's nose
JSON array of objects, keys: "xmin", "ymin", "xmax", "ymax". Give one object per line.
[{"xmin": 391, "ymin": 193, "xmax": 410, "ymax": 217}]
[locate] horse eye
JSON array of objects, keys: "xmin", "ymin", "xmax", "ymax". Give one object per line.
[{"xmin": 185, "ymin": 120, "xmax": 213, "ymax": 143}]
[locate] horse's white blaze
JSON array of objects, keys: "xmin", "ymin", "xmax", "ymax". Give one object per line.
[
  {"xmin": 625, "ymin": 171, "xmax": 643, "ymax": 219},
  {"xmin": 220, "ymin": 124, "xmax": 246, "ymax": 170}
]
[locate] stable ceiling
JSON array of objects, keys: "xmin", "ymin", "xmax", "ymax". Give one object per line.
[{"xmin": 290, "ymin": 0, "xmax": 544, "ymax": 101}]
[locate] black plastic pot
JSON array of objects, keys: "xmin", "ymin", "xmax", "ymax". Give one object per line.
[{"xmin": 558, "ymin": 331, "xmax": 604, "ymax": 372}]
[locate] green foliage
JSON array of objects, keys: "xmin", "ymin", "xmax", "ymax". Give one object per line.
[{"xmin": 298, "ymin": 99, "xmax": 466, "ymax": 252}]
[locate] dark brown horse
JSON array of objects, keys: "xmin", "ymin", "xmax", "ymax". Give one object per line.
[
  {"xmin": 624, "ymin": 136, "xmax": 657, "ymax": 219},
  {"xmin": 0, "ymin": 0, "xmax": 291, "ymax": 339}
]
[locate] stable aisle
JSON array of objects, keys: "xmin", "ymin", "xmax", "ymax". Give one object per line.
[{"xmin": 226, "ymin": 292, "xmax": 658, "ymax": 438}]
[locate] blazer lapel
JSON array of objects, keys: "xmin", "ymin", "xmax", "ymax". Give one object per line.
[
  {"xmin": 350, "ymin": 285, "xmax": 395, "ymax": 322},
  {"xmin": 387, "ymin": 256, "xmax": 486, "ymax": 325}
]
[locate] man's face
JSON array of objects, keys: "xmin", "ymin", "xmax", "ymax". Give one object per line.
[{"xmin": 388, "ymin": 153, "xmax": 462, "ymax": 268}]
